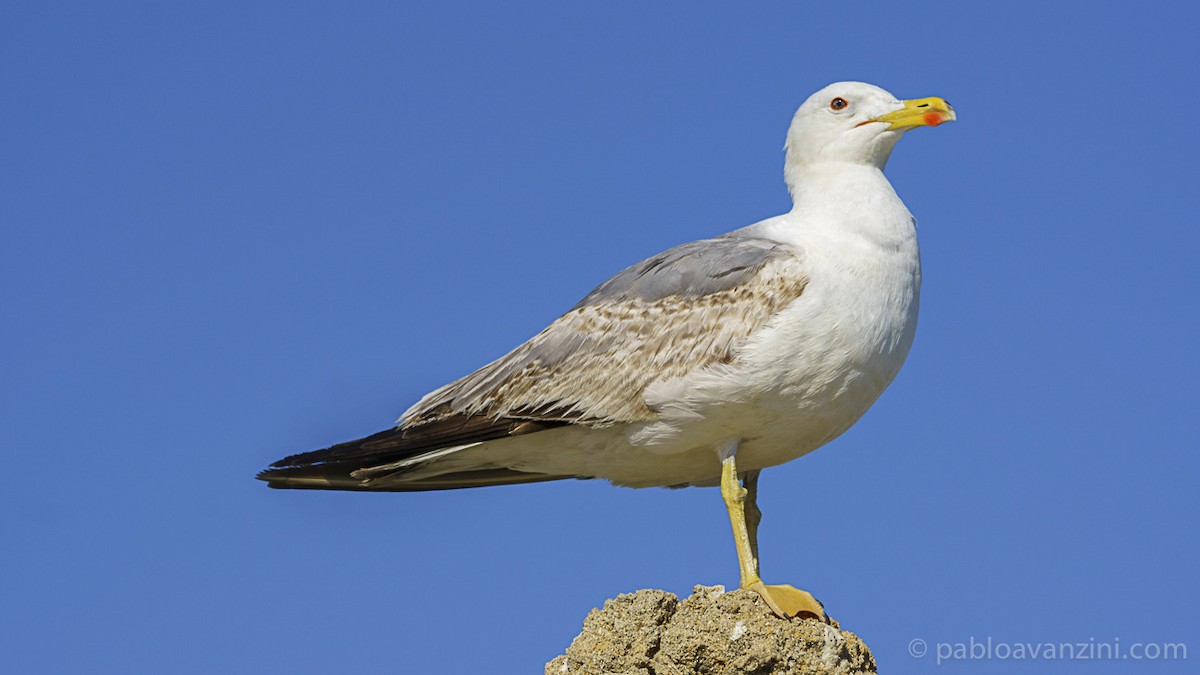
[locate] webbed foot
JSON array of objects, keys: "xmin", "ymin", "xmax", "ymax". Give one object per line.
[{"xmin": 744, "ymin": 580, "xmax": 828, "ymax": 622}]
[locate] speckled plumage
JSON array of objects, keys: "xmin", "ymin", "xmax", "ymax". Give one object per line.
[{"xmin": 405, "ymin": 237, "xmax": 807, "ymax": 427}]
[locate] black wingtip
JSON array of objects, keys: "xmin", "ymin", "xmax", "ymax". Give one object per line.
[{"xmin": 256, "ymin": 417, "xmax": 579, "ymax": 492}]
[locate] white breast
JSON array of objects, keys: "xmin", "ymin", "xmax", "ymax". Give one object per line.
[
  {"xmin": 626, "ymin": 165, "xmax": 922, "ymax": 477},
  {"xmin": 735, "ymin": 165, "xmax": 921, "ymax": 469}
]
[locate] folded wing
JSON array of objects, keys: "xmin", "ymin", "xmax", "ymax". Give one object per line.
[{"xmin": 258, "ymin": 235, "xmax": 807, "ymax": 490}]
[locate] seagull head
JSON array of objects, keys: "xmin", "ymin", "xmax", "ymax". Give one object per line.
[{"xmin": 784, "ymin": 82, "xmax": 954, "ymax": 177}]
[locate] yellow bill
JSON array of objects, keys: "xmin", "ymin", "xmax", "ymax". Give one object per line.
[{"xmin": 867, "ymin": 97, "xmax": 956, "ymax": 130}]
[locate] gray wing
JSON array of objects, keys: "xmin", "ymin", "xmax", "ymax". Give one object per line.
[
  {"xmin": 259, "ymin": 234, "xmax": 808, "ymax": 490},
  {"xmin": 403, "ymin": 235, "xmax": 808, "ymax": 427},
  {"xmin": 571, "ymin": 236, "xmax": 795, "ymax": 306}
]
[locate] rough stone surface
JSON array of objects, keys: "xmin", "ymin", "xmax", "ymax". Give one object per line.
[{"xmin": 546, "ymin": 586, "xmax": 876, "ymax": 674}]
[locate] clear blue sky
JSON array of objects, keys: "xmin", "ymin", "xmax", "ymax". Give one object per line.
[{"xmin": 2, "ymin": 2, "xmax": 1196, "ymax": 673}]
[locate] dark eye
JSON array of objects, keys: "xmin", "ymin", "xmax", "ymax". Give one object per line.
[{"xmin": 830, "ymin": 97, "xmax": 848, "ymax": 111}]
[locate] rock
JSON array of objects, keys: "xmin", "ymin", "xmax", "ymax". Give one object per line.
[{"xmin": 546, "ymin": 585, "xmax": 876, "ymax": 675}]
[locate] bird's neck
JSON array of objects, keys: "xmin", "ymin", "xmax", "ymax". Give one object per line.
[
  {"xmin": 783, "ymin": 162, "xmax": 915, "ymax": 248},
  {"xmin": 785, "ymin": 161, "xmax": 890, "ymax": 205}
]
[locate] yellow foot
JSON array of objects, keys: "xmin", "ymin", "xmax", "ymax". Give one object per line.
[{"xmin": 745, "ymin": 580, "xmax": 828, "ymax": 622}]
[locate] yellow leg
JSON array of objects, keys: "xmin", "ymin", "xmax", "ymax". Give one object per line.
[
  {"xmin": 721, "ymin": 456, "xmax": 827, "ymax": 621},
  {"xmin": 743, "ymin": 469, "xmax": 762, "ymax": 577}
]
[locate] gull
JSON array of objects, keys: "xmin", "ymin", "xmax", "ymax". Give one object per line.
[{"xmin": 259, "ymin": 82, "xmax": 955, "ymax": 621}]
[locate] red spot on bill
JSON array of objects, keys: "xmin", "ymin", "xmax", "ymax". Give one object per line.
[{"xmin": 923, "ymin": 112, "xmax": 945, "ymax": 127}]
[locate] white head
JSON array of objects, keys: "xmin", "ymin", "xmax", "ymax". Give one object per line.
[{"xmin": 784, "ymin": 81, "xmax": 954, "ymax": 193}]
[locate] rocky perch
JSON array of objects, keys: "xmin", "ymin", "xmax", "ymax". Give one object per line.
[{"xmin": 546, "ymin": 586, "xmax": 876, "ymax": 675}]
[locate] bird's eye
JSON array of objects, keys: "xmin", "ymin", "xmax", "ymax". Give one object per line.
[{"xmin": 830, "ymin": 97, "xmax": 849, "ymax": 111}]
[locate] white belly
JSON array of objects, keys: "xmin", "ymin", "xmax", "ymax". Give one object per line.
[{"xmin": 728, "ymin": 247, "xmax": 920, "ymax": 473}]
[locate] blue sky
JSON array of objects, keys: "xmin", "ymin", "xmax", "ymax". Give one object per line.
[{"xmin": 2, "ymin": 2, "xmax": 1197, "ymax": 673}]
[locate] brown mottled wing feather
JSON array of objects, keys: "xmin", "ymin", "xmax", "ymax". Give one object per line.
[
  {"xmin": 403, "ymin": 237, "xmax": 807, "ymax": 426},
  {"xmin": 258, "ymin": 235, "xmax": 807, "ymax": 490}
]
